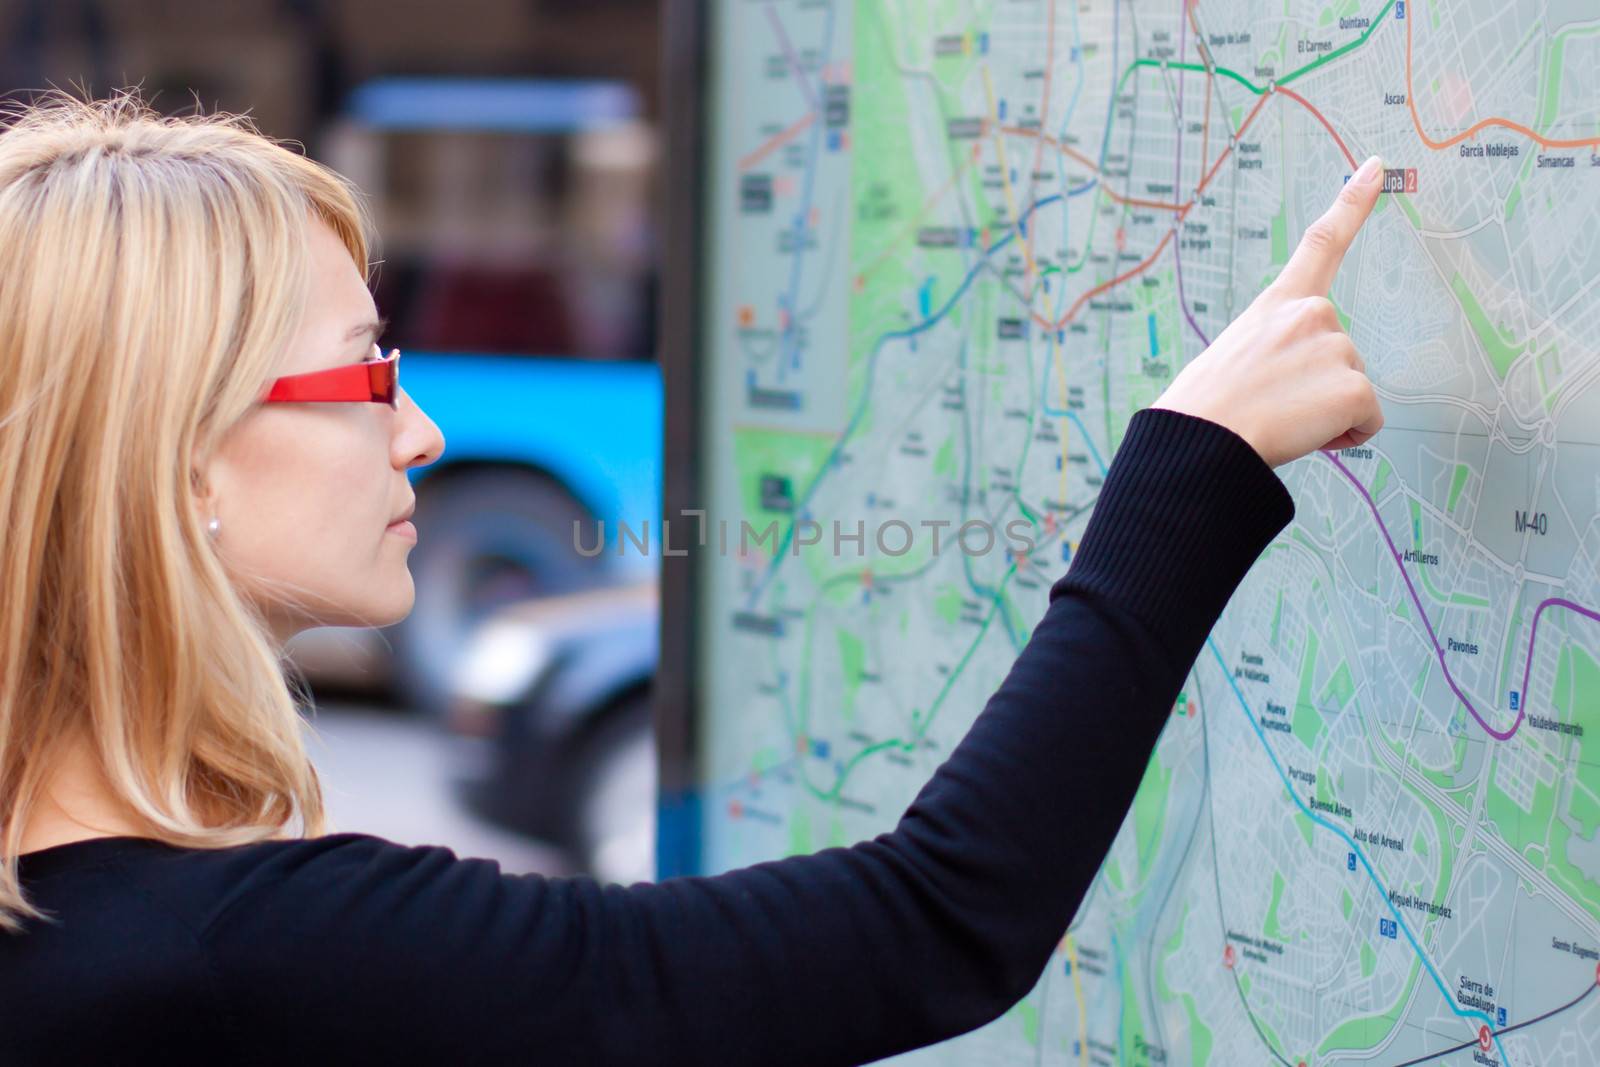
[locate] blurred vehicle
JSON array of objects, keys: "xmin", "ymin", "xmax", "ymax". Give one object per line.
[
  {"xmin": 447, "ymin": 582, "xmax": 658, "ymax": 884},
  {"xmin": 286, "ymin": 77, "xmax": 661, "ymax": 714},
  {"xmin": 287, "ymin": 353, "xmax": 661, "ymax": 715}
]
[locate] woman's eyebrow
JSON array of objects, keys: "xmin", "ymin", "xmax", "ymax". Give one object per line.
[{"xmin": 345, "ymin": 318, "xmax": 389, "ymax": 343}]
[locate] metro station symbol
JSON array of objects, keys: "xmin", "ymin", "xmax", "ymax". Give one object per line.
[{"xmin": 1380, "ymin": 168, "xmax": 1419, "ymax": 194}]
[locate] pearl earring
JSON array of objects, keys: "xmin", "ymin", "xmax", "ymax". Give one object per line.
[{"xmin": 206, "ymin": 517, "xmax": 221, "ymax": 539}]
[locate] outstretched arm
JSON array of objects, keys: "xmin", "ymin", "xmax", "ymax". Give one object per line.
[{"xmin": 202, "ymin": 409, "xmax": 1287, "ymax": 1067}]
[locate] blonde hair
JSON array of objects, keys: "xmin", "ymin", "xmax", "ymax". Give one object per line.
[{"xmin": 0, "ymin": 91, "xmax": 372, "ymax": 929}]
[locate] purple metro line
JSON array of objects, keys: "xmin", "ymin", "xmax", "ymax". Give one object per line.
[{"xmin": 1326, "ymin": 451, "xmax": 1600, "ymax": 742}]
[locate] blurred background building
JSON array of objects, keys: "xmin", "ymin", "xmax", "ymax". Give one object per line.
[
  {"xmin": 0, "ymin": 0, "xmax": 666, "ymax": 883},
  {"xmin": 2, "ymin": 0, "xmax": 661, "ymax": 363}
]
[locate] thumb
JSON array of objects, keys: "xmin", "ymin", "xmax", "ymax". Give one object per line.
[{"xmin": 1273, "ymin": 154, "xmax": 1383, "ymax": 297}]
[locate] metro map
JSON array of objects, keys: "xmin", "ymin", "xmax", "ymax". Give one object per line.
[{"xmin": 695, "ymin": 1, "xmax": 1600, "ymax": 1063}]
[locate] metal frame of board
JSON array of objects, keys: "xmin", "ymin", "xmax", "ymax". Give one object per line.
[{"xmin": 654, "ymin": 0, "xmax": 710, "ymax": 879}]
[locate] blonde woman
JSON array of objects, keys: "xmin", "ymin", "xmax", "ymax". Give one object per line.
[{"xmin": 0, "ymin": 94, "xmax": 1383, "ymax": 1066}]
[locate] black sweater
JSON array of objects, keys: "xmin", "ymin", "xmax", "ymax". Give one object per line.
[{"xmin": 3, "ymin": 409, "xmax": 1293, "ymax": 1066}]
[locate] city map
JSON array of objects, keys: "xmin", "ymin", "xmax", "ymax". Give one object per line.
[{"xmin": 693, "ymin": 0, "xmax": 1600, "ymax": 1063}]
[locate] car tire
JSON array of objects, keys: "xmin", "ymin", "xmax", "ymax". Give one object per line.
[
  {"xmin": 388, "ymin": 468, "xmax": 602, "ymax": 716},
  {"xmin": 569, "ymin": 693, "xmax": 656, "ymax": 885}
]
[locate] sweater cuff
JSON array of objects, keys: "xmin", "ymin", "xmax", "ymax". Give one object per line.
[{"xmin": 1053, "ymin": 407, "xmax": 1295, "ymax": 649}]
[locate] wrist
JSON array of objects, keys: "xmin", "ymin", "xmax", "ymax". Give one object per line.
[{"xmin": 1149, "ymin": 399, "xmax": 1272, "ymax": 467}]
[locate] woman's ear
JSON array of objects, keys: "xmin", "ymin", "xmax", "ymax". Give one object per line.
[{"xmin": 189, "ymin": 457, "xmax": 220, "ymax": 535}]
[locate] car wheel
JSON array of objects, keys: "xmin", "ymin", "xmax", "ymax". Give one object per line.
[
  {"xmin": 389, "ymin": 468, "xmax": 602, "ymax": 716},
  {"xmin": 571, "ymin": 694, "xmax": 656, "ymax": 884}
]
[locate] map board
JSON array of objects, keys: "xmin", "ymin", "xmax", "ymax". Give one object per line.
[{"xmin": 661, "ymin": 0, "xmax": 1600, "ymax": 1062}]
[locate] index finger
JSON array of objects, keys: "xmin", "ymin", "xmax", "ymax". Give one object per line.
[{"xmin": 1274, "ymin": 154, "xmax": 1383, "ymax": 297}]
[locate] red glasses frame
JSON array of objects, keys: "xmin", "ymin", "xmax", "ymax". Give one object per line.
[{"xmin": 262, "ymin": 347, "xmax": 401, "ymax": 409}]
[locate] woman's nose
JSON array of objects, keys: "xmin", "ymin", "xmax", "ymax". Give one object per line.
[{"xmin": 394, "ymin": 387, "xmax": 446, "ymax": 471}]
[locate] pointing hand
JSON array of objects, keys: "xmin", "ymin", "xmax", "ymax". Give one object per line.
[{"xmin": 1153, "ymin": 154, "xmax": 1386, "ymax": 468}]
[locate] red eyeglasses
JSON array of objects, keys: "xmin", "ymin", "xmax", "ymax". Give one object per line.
[{"xmin": 262, "ymin": 346, "xmax": 401, "ymax": 409}]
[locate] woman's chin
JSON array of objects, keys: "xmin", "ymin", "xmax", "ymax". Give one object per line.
[
  {"xmin": 347, "ymin": 592, "xmax": 415, "ymax": 631},
  {"xmin": 277, "ymin": 588, "xmax": 415, "ymax": 637}
]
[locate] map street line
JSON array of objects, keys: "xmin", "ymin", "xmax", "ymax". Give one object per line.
[{"xmin": 1404, "ymin": 0, "xmax": 1600, "ymax": 151}]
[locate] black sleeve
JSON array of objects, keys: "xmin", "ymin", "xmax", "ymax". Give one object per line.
[{"xmin": 202, "ymin": 408, "xmax": 1294, "ymax": 1067}]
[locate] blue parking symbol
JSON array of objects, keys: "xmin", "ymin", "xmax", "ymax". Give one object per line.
[
  {"xmin": 1509, "ymin": 690, "xmax": 1520, "ymax": 710},
  {"xmin": 1395, "ymin": 1, "xmax": 1405, "ymax": 17},
  {"xmin": 1379, "ymin": 918, "xmax": 1397, "ymax": 939},
  {"xmin": 1347, "ymin": 852, "xmax": 1357, "ymax": 871},
  {"xmin": 1498, "ymin": 1007, "xmax": 1506, "ymax": 1026}
]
